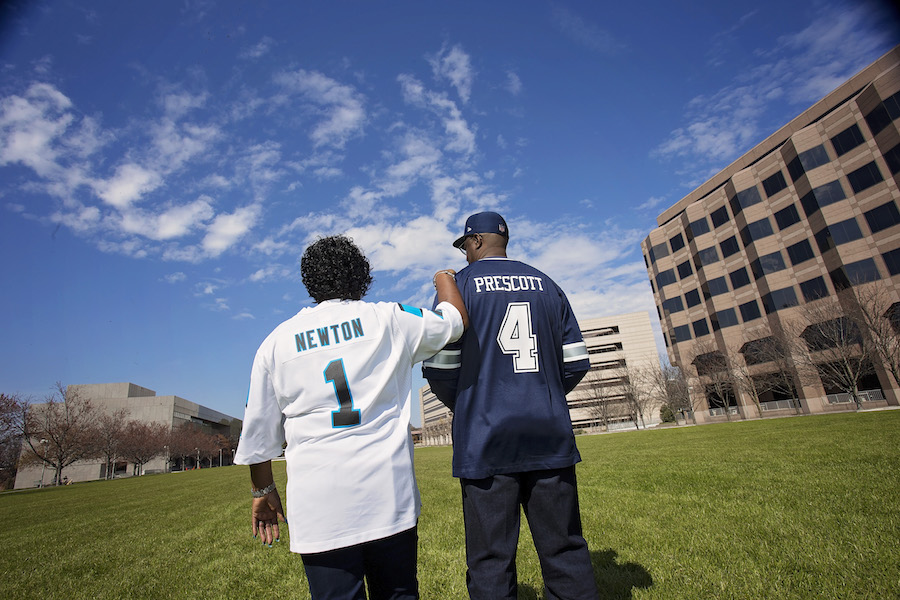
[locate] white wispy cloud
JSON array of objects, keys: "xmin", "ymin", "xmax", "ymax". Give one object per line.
[
  {"xmin": 240, "ymin": 36, "xmax": 275, "ymax": 60},
  {"xmin": 274, "ymin": 69, "xmax": 367, "ymax": 148},
  {"xmin": 551, "ymin": 6, "xmax": 624, "ymax": 55},
  {"xmin": 428, "ymin": 44, "xmax": 474, "ymax": 103},
  {"xmin": 653, "ymin": 2, "xmax": 895, "ymax": 171},
  {"xmin": 93, "ymin": 163, "xmax": 162, "ymax": 208},
  {"xmin": 202, "ymin": 204, "xmax": 261, "ymax": 257},
  {"xmin": 0, "ymin": 83, "xmax": 75, "ymax": 178},
  {"xmin": 398, "ymin": 74, "xmax": 476, "ymax": 155}
]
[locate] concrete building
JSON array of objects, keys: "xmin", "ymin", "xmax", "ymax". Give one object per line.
[
  {"xmin": 642, "ymin": 46, "xmax": 900, "ymax": 423},
  {"xmin": 14, "ymin": 383, "xmax": 240, "ymax": 488},
  {"xmin": 417, "ymin": 310, "xmax": 662, "ymax": 445}
]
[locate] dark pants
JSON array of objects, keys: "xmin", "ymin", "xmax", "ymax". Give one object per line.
[
  {"xmin": 301, "ymin": 527, "xmax": 419, "ymax": 600},
  {"xmin": 460, "ymin": 466, "xmax": 598, "ymax": 600}
]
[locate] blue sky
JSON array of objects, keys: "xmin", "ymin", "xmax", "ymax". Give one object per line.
[{"xmin": 1, "ymin": 0, "xmax": 898, "ymax": 425}]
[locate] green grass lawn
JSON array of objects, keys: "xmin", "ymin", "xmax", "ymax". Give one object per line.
[{"xmin": 1, "ymin": 411, "xmax": 898, "ymax": 599}]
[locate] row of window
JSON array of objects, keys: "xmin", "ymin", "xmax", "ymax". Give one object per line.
[
  {"xmin": 652, "ymin": 198, "xmax": 900, "ymax": 291},
  {"xmin": 663, "ymin": 248, "xmax": 900, "ymax": 344},
  {"xmin": 646, "ymin": 91, "xmax": 900, "ymax": 266}
]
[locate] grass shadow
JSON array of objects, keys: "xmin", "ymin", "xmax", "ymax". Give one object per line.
[
  {"xmin": 592, "ymin": 548, "xmax": 653, "ymax": 599},
  {"xmin": 516, "ymin": 548, "xmax": 652, "ymax": 599}
]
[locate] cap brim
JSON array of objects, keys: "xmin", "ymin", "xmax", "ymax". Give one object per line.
[{"xmin": 452, "ymin": 235, "xmax": 467, "ymax": 249}]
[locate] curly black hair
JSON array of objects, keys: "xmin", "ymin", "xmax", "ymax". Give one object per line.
[{"xmin": 300, "ymin": 234, "xmax": 373, "ymax": 303}]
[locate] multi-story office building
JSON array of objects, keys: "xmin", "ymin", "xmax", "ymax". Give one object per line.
[
  {"xmin": 642, "ymin": 46, "xmax": 900, "ymax": 423},
  {"xmin": 417, "ymin": 310, "xmax": 661, "ymax": 445}
]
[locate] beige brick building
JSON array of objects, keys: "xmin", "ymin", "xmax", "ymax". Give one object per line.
[
  {"xmin": 14, "ymin": 382, "xmax": 240, "ymax": 488},
  {"xmin": 642, "ymin": 46, "xmax": 900, "ymax": 423},
  {"xmin": 418, "ymin": 310, "xmax": 662, "ymax": 445}
]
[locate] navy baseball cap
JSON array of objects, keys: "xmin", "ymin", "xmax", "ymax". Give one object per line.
[{"xmin": 453, "ymin": 211, "xmax": 509, "ymax": 248}]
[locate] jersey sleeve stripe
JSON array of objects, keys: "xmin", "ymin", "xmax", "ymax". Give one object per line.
[
  {"xmin": 562, "ymin": 342, "xmax": 589, "ymax": 362},
  {"xmin": 423, "ymin": 349, "xmax": 461, "ymax": 370}
]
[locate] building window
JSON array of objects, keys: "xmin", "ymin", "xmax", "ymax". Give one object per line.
[
  {"xmin": 864, "ymin": 201, "xmax": 900, "ymax": 234},
  {"xmin": 685, "ymin": 288, "xmax": 702, "ymax": 308},
  {"xmin": 774, "ymin": 204, "xmax": 801, "ymax": 230},
  {"xmin": 883, "ymin": 247, "xmax": 900, "ymax": 276},
  {"xmin": 695, "ymin": 246, "xmax": 720, "ymax": 268},
  {"xmin": 702, "ymin": 276, "xmax": 729, "ymax": 299},
  {"xmin": 786, "ymin": 238, "xmax": 816, "ymax": 266},
  {"xmin": 814, "ymin": 217, "xmax": 863, "ymax": 252},
  {"xmin": 729, "ymin": 185, "xmax": 763, "ymax": 214},
  {"xmin": 762, "ymin": 287, "xmax": 799, "ymax": 313},
  {"xmin": 884, "ymin": 144, "xmax": 900, "ymax": 175},
  {"xmin": 670, "ymin": 233, "xmax": 685, "ymax": 252},
  {"xmin": 739, "ymin": 300, "xmax": 762, "ymax": 322},
  {"xmin": 830, "ymin": 123, "xmax": 866, "ymax": 156},
  {"xmin": 662, "ymin": 297, "xmax": 685, "ymax": 314},
  {"xmin": 689, "ymin": 217, "xmax": 711, "ymax": 238},
  {"xmin": 799, "ymin": 276, "xmax": 830, "ymax": 301},
  {"xmin": 751, "ymin": 251, "xmax": 787, "ymax": 279},
  {"xmin": 649, "ymin": 242, "xmax": 669, "ymax": 263},
  {"xmin": 788, "ymin": 145, "xmax": 830, "ymax": 182},
  {"xmin": 692, "ymin": 318, "xmax": 711, "ymax": 337},
  {"xmin": 740, "ymin": 217, "xmax": 774, "ymax": 246},
  {"xmin": 762, "ymin": 171, "xmax": 788, "ymax": 197},
  {"xmin": 864, "ymin": 90, "xmax": 900, "ymax": 135},
  {"xmin": 656, "ymin": 269, "xmax": 677, "ymax": 288},
  {"xmin": 801, "ymin": 180, "xmax": 846, "ymax": 216},
  {"xmin": 673, "ymin": 324, "xmax": 692, "ymax": 342},
  {"xmin": 829, "ymin": 258, "xmax": 881, "ymax": 290},
  {"xmin": 710, "ymin": 206, "xmax": 730, "ymax": 228},
  {"xmin": 846, "ymin": 161, "xmax": 884, "ymax": 194},
  {"xmin": 711, "ymin": 308, "xmax": 739, "ymax": 330},
  {"xmin": 677, "ymin": 260, "xmax": 694, "ymax": 279},
  {"xmin": 729, "ymin": 267, "xmax": 751, "ymax": 290},
  {"xmin": 720, "ymin": 235, "xmax": 741, "ymax": 258}
]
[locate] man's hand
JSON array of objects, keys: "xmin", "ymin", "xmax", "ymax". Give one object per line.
[{"xmin": 251, "ymin": 489, "xmax": 286, "ymax": 546}]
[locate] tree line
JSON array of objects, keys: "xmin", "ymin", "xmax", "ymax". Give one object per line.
[
  {"xmin": 683, "ymin": 284, "xmax": 899, "ymax": 419},
  {"xmin": 0, "ymin": 383, "xmax": 238, "ymax": 489}
]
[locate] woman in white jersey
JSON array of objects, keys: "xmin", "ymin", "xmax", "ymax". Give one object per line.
[{"xmin": 235, "ymin": 235, "xmax": 468, "ymax": 600}]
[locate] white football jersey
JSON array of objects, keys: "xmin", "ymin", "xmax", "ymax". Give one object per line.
[{"xmin": 235, "ymin": 298, "xmax": 463, "ymax": 554}]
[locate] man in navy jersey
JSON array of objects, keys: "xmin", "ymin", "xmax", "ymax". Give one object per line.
[{"xmin": 424, "ymin": 212, "xmax": 599, "ymax": 600}]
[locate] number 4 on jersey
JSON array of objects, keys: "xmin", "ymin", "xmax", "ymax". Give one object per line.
[{"xmin": 497, "ymin": 302, "xmax": 539, "ymax": 373}]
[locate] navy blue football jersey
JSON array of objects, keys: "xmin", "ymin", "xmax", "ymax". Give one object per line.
[{"xmin": 423, "ymin": 257, "xmax": 590, "ymax": 479}]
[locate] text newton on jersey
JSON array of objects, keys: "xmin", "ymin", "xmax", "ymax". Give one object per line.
[{"xmin": 295, "ymin": 318, "xmax": 365, "ymax": 353}]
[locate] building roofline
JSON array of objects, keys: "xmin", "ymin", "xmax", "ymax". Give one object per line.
[{"xmin": 656, "ymin": 44, "xmax": 900, "ymax": 227}]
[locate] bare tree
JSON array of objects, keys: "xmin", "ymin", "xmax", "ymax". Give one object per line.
[
  {"xmin": 846, "ymin": 284, "xmax": 900, "ymax": 390},
  {"xmin": 167, "ymin": 422, "xmax": 205, "ymax": 470},
  {"xmin": 792, "ymin": 298, "xmax": 876, "ymax": 410},
  {"xmin": 618, "ymin": 364, "xmax": 656, "ymax": 429},
  {"xmin": 731, "ymin": 344, "xmax": 768, "ymax": 419},
  {"xmin": 580, "ymin": 369, "xmax": 621, "ymax": 432},
  {"xmin": 689, "ymin": 340, "xmax": 739, "ymax": 420},
  {"xmin": 119, "ymin": 420, "xmax": 168, "ymax": 475},
  {"xmin": 0, "ymin": 393, "xmax": 26, "ymax": 489},
  {"xmin": 18, "ymin": 383, "xmax": 100, "ymax": 486},
  {"xmin": 649, "ymin": 363, "xmax": 697, "ymax": 424},
  {"xmin": 95, "ymin": 408, "xmax": 129, "ymax": 480}
]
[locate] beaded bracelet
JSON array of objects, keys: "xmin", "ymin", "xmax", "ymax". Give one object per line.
[{"xmin": 251, "ymin": 482, "xmax": 277, "ymax": 498}]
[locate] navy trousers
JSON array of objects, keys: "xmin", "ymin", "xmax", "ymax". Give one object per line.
[
  {"xmin": 460, "ymin": 466, "xmax": 598, "ymax": 600},
  {"xmin": 300, "ymin": 526, "xmax": 419, "ymax": 600}
]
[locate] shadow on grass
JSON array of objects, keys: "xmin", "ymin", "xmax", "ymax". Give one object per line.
[{"xmin": 517, "ymin": 548, "xmax": 653, "ymax": 600}]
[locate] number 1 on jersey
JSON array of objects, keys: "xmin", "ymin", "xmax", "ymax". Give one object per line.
[
  {"xmin": 324, "ymin": 359, "xmax": 361, "ymax": 428},
  {"xmin": 497, "ymin": 302, "xmax": 539, "ymax": 373}
]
